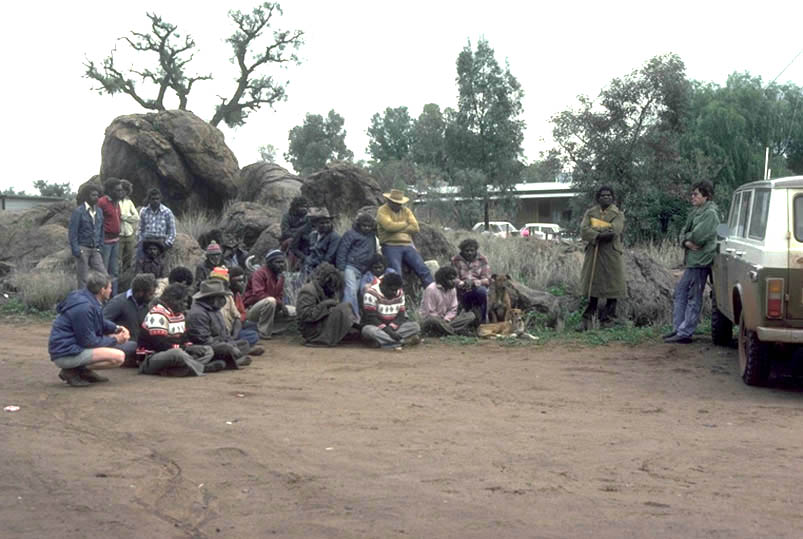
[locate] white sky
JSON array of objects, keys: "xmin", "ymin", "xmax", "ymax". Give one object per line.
[{"xmin": 2, "ymin": 0, "xmax": 802, "ymax": 193}]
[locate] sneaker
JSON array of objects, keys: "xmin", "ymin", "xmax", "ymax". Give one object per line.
[
  {"xmin": 664, "ymin": 334, "xmax": 692, "ymax": 344},
  {"xmin": 248, "ymin": 346, "xmax": 265, "ymax": 356},
  {"xmin": 58, "ymin": 368, "xmax": 90, "ymax": 387},
  {"xmin": 78, "ymin": 368, "xmax": 109, "ymax": 383}
]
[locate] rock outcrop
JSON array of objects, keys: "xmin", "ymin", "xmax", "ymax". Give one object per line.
[
  {"xmin": 100, "ymin": 110, "xmax": 239, "ymax": 212},
  {"xmin": 301, "ymin": 163, "xmax": 384, "ymax": 219},
  {"xmin": 237, "ymin": 162, "xmax": 303, "ymax": 213}
]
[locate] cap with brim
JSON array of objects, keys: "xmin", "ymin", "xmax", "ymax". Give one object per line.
[
  {"xmin": 193, "ymin": 279, "xmax": 232, "ymax": 300},
  {"xmin": 383, "ymin": 189, "xmax": 409, "ymax": 204}
]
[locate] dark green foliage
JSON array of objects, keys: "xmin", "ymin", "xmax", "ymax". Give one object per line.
[
  {"xmin": 285, "ymin": 110, "xmax": 353, "ymax": 175},
  {"xmin": 33, "ymin": 180, "xmax": 74, "ymax": 199},
  {"xmin": 367, "ymin": 107, "xmax": 414, "ymax": 163}
]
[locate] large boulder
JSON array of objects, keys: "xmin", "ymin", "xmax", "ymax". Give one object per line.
[
  {"xmin": 237, "ymin": 162, "xmax": 303, "ymax": 213},
  {"xmin": 218, "ymin": 202, "xmax": 282, "ymax": 249},
  {"xmin": 249, "ymin": 223, "xmax": 283, "ymax": 262},
  {"xmin": 301, "ymin": 163, "xmax": 384, "ymax": 219},
  {"xmin": 415, "ymin": 223, "xmax": 455, "ymax": 264},
  {"xmin": 0, "ymin": 200, "xmax": 74, "ymax": 230},
  {"xmin": 100, "ymin": 110, "xmax": 239, "ymax": 213},
  {"xmin": 0, "ymin": 223, "xmax": 67, "ymax": 268}
]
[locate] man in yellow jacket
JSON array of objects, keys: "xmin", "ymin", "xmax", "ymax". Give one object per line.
[{"xmin": 375, "ymin": 189, "xmax": 433, "ymax": 288}]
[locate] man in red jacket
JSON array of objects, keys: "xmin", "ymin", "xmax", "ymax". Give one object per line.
[
  {"xmin": 243, "ymin": 249, "xmax": 296, "ymax": 339},
  {"xmin": 96, "ymin": 178, "xmax": 125, "ymax": 295}
]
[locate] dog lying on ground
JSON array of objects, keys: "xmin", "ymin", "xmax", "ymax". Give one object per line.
[
  {"xmin": 488, "ymin": 274, "xmax": 513, "ymax": 323},
  {"xmin": 477, "ymin": 308, "xmax": 539, "ymax": 341}
]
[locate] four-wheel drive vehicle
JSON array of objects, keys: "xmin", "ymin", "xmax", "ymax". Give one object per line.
[
  {"xmin": 711, "ymin": 176, "xmax": 803, "ymax": 385},
  {"xmin": 471, "ymin": 221, "xmax": 518, "ymax": 238}
]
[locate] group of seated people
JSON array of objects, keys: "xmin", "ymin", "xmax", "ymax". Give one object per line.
[{"xmin": 48, "ymin": 190, "xmax": 497, "ymax": 387}]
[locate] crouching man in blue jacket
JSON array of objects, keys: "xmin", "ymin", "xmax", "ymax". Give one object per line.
[{"xmin": 48, "ymin": 271, "xmax": 136, "ymax": 387}]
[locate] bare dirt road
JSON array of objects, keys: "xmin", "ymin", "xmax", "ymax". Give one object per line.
[{"xmin": 1, "ymin": 321, "xmax": 802, "ymax": 538}]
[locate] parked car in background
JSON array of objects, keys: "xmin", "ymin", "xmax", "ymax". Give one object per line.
[
  {"xmin": 520, "ymin": 223, "xmax": 561, "ymax": 240},
  {"xmin": 471, "ymin": 221, "xmax": 518, "ymax": 238},
  {"xmin": 711, "ymin": 176, "xmax": 803, "ymax": 386}
]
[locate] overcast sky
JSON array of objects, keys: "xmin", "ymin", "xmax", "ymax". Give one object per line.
[{"xmin": 2, "ymin": 0, "xmax": 802, "ymax": 193}]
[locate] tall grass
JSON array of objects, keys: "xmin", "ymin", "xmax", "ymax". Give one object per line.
[
  {"xmin": 176, "ymin": 207, "xmax": 223, "ymax": 241},
  {"xmin": 9, "ymin": 270, "xmax": 75, "ymax": 312}
]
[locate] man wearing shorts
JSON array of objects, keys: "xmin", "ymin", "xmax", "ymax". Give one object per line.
[{"xmin": 48, "ymin": 271, "xmax": 136, "ymax": 387}]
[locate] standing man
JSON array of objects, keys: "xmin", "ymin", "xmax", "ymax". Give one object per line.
[
  {"xmin": 97, "ymin": 178, "xmax": 124, "ymax": 295},
  {"xmin": 137, "ymin": 188, "xmax": 176, "ymax": 265},
  {"xmin": 665, "ymin": 181, "xmax": 720, "ymax": 344},
  {"xmin": 48, "ymin": 271, "xmax": 133, "ymax": 387},
  {"xmin": 375, "ymin": 189, "xmax": 433, "ymax": 288},
  {"xmin": 243, "ymin": 249, "xmax": 296, "ymax": 339},
  {"xmin": 69, "ymin": 183, "xmax": 106, "ymax": 289},
  {"xmin": 118, "ymin": 179, "xmax": 139, "ymax": 277},
  {"xmin": 577, "ymin": 186, "xmax": 627, "ymax": 331}
]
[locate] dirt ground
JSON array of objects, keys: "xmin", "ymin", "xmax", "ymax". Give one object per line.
[{"xmin": 1, "ymin": 322, "xmax": 802, "ymax": 539}]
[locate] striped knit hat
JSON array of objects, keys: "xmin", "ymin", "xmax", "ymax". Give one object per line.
[
  {"xmin": 206, "ymin": 240, "xmax": 223, "ymax": 255},
  {"xmin": 209, "ymin": 266, "xmax": 229, "ymax": 282}
]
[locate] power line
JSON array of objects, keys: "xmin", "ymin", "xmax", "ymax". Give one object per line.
[{"xmin": 771, "ymin": 48, "xmax": 803, "ymax": 84}]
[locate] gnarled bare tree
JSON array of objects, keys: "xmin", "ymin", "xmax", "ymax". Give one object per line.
[{"xmin": 84, "ymin": 2, "xmax": 303, "ymax": 128}]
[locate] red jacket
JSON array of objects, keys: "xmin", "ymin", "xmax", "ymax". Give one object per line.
[
  {"xmin": 243, "ymin": 266, "xmax": 284, "ymax": 308},
  {"xmin": 97, "ymin": 195, "xmax": 121, "ymax": 241}
]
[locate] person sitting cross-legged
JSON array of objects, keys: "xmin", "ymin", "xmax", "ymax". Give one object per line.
[
  {"xmin": 208, "ymin": 266, "xmax": 263, "ymax": 354},
  {"xmin": 243, "ymin": 249, "xmax": 296, "ymax": 339},
  {"xmin": 186, "ymin": 279, "xmax": 252, "ymax": 369},
  {"xmin": 137, "ymin": 283, "xmax": 221, "ymax": 376},
  {"xmin": 361, "ymin": 272, "xmax": 421, "ymax": 350},
  {"xmin": 419, "ymin": 266, "xmax": 477, "ymax": 337},
  {"xmin": 296, "ymin": 262, "xmax": 355, "ymax": 347},
  {"xmin": 451, "ymin": 238, "xmax": 492, "ymax": 323},
  {"xmin": 48, "ymin": 271, "xmax": 136, "ymax": 387}
]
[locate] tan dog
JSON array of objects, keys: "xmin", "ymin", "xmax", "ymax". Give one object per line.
[
  {"xmin": 478, "ymin": 308, "xmax": 524, "ymax": 338},
  {"xmin": 488, "ymin": 274, "xmax": 513, "ymax": 323}
]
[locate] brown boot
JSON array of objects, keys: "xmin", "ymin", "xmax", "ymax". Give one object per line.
[{"xmin": 58, "ymin": 368, "xmax": 90, "ymax": 387}]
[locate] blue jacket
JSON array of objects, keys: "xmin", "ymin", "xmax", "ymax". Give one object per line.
[
  {"xmin": 304, "ymin": 230, "xmax": 341, "ymax": 272},
  {"xmin": 68, "ymin": 204, "xmax": 104, "ymax": 257},
  {"xmin": 336, "ymin": 224, "xmax": 377, "ymax": 272},
  {"xmin": 49, "ymin": 288, "xmax": 117, "ymax": 360}
]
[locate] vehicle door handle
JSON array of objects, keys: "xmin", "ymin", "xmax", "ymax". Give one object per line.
[
  {"xmin": 724, "ymin": 248, "xmax": 735, "ymax": 253},
  {"xmin": 735, "ymin": 251, "xmax": 745, "ymax": 256}
]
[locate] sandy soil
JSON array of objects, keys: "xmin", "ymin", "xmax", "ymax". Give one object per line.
[{"xmin": 1, "ymin": 321, "xmax": 802, "ymax": 539}]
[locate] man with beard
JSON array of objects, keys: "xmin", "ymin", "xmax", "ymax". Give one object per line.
[
  {"xmin": 336, "ymin": 213, "xmax": 377, "ymax": 322},
  {"xmin": 195, "ymin": 241, "xmax": 224, "ymax": 290},
  {"xmin": 186, "ymin": 280, "xmax": 252, "ymax": 369},
  {"xmin": 208, "ymin": 266, "xmax": 262, "ymax": 351},
  {"xmin": 48, "ymin": 271, "xmax": 132, "ymax": 387},
  {"xmin": 296, "ymin": 262, "xmax": 355, "ymax": 347},
  {"xmin": 361, "ymin": 272, "xmax": 421, "ymax": 350},
  {"xmin": 103, "ymin": 273, "xmax": 157, "ymax": 346},
  {"xmin": 137, "ymin": 283, "xmax": 220, "ymax": 376},
  {"xmin": 297, "ymin": 208, "xmax": 341, "ymax": 276},
  {"xmin": 419, "ymin": 266, "xmax": 477, "ymax": 337},
  {"xmin": 243, "ymin": 250, "xmax": 296, "ymax": 339},
  {"xmin": 280, "ymin": 196, "xmax": 309, "ymax": 271},
  {"xmin": 577, "ymin": 186, "xmax": 626, "ymax": 331},
  {"xmin": 450, "ymin": 238, "xmax": 492, "ymax": 323},
  {"xmin": 69, "ymin": 183, "xmax": 106, "ymax": 289},
  {"xmin": 228, "ymin": 265, "xmax": 261, "ymax": 345}
]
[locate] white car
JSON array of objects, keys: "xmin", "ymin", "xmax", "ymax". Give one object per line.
[
  {"xmin": 471, "ymin": 221, "xmax": 518, "ymax": 238},
  {"xmin": 520, "ymin": 223, "xmax": 561, "ymax": 240}
]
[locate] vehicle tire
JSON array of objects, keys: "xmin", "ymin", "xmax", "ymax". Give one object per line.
[
  {"xmin": 737, "ymin": 311, "xmax": 770, "ymax": 386},
  {"xmin": 711, "ymin": 304, "xmax": 734, "ymax": 346}
]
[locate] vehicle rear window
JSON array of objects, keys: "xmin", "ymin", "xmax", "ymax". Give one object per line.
[
  {"xmin": 794, "ymin": 195, "xmax": 803, "ymax": 242},
  {"xmin": 736, "ymin": 190, "xmax": 752, "ymax": 238},
  {"xmin": 748, "ymin": 189, "xmax": 771, "ymax": 240}
]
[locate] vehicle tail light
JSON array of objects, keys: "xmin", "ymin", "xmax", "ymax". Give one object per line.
[{"xmin": 766, "ymin": 278, "xmax": 784, "ymax": 319}]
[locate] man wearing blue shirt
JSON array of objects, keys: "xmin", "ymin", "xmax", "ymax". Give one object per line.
[{"xmin": 69, "ymin": 184, "xmax": 106, "ymax": 288}]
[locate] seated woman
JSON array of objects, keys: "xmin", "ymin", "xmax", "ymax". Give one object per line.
[{"xmin": 450, "ymin": 238, "xmax": 492, "ymax": 323}]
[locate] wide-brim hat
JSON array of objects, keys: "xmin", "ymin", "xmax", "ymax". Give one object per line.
[
  {"xmin": 192, "ymin": 279, "xmax": 232, "ymax": 300},
  {"xmin": 383, "ymin": 188, "xmax": 409, "ymax": 204}
]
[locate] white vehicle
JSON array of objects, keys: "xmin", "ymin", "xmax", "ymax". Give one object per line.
[
  {"xmin": 520, "ymin": 223, "xmax": 561, "ymax": 240},
  {"xmin": 471, "ymin": 221, "xmax": 518, "ymax": 238}
]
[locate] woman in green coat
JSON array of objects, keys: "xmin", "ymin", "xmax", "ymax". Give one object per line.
[{"xmin": 578, "ymin": 186, "xmax": 627, "ymax": 331}]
